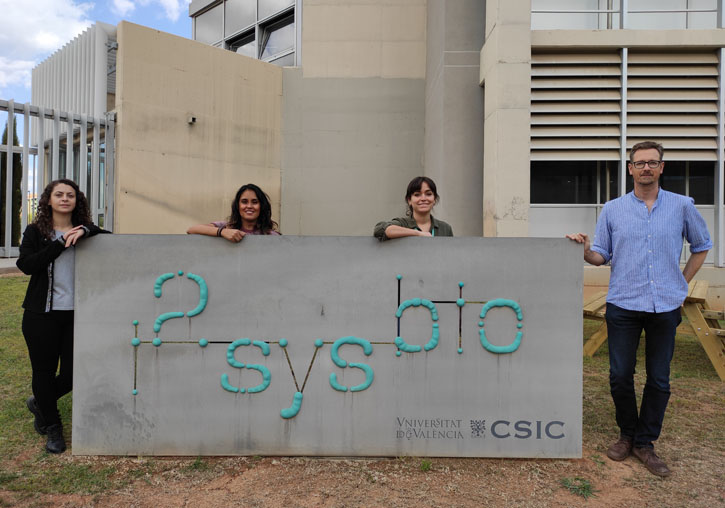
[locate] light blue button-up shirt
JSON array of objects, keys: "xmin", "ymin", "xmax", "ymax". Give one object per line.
[{"xmin": 591, "ymin": 189, "xmax": 712, "ymax": 313}]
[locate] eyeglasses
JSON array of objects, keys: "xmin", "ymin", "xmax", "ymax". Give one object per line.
[{"xmin": 630, "ymin": 160, "xmax": 662, "ymax": 169}]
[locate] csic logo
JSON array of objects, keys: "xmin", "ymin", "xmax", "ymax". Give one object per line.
[{"xmin": 490, "ymin": 420, "xmax": 565, "ymax": 440}]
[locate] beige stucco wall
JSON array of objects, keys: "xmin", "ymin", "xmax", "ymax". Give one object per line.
[
  {"xmin": 113, "ymin": 22, "xmax": 282, "ymax": 234},
  {"xmin": 302, "ymin": 0, "xmax": 427, "ymax": 79}
]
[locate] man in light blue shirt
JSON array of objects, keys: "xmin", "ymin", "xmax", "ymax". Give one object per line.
[{"xmin": 567, "ymin": 141, "xmax": 712, "ymax": 477}]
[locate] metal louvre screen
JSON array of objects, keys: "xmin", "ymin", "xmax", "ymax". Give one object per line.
[
  {"xmin": 627, "ymin": 50, "xmax": 719, "ymax": 160},
  {"xmin": 531, "ymin": 51, "xmax": 622, "ymax": 161},
  {"xmin": 531, "ymin": 49, "xmax": 721, "ymax": 161}
]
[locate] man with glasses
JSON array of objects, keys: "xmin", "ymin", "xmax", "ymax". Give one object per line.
[{"xmin": 567, "ymin": 141, "xmax": 711, "ymax": 477}]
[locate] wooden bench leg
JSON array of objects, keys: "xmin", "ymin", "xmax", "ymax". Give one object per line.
[
  {"xmin": 583, "ymin": 322, "xmax": 608, "ymax": 357},
  {"xmin": 681, "ymin": 303, "xmax": 725, "ymax": 382}
]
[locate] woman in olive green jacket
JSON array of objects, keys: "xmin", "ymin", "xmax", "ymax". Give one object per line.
[{"xmin": 374, "ymin": 176, "xmax": 453, "ymax": 240}]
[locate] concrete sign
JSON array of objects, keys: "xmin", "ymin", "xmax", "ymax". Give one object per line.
[{"xmin": 73, "ymin": 236, "xmax": 582, "ymax": 457}]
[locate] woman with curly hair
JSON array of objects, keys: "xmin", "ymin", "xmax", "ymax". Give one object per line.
[
  {"xmin": 16, "ymin": 179, "xmax": 106, "ymax": 453},
  {"xmin": 187, "ymin": 183, "xmax": 280, "ymax": 240}
]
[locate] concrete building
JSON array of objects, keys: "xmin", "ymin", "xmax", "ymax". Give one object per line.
[{"xmin": 27, "ymin": 1, "xmax": 725, "ymax": 283}]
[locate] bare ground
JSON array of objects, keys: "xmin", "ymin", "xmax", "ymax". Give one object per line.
[{"xmin": 2, "ymin": 438, "xmax": 724, "ymax": 508}]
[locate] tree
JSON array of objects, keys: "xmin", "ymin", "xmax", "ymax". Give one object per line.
[{"xmin": 0, "ymin": 121, "xmax": 23, "ymax": 248}]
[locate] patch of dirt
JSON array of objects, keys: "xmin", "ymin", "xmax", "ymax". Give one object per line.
[{"xmin": 3, "ymin": 444, "xmax": 723, "ymax": 507}]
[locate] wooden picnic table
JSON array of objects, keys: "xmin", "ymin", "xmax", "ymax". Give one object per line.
[{"xmin": 582, "ymin": 280, "xmax": 725, "ymax": 382}]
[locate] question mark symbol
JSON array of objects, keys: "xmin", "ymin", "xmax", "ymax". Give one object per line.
[{"xmin": 152, "ymin": 271, "xmax": 209, "ymax": 342}]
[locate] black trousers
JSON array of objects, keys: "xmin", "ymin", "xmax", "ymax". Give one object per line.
[{"xmin": 22, "ymin": 309, "xmax": 74, "ymax": 426}]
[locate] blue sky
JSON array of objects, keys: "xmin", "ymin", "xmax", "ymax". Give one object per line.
[{"xmin": 0, "ymin": 0, "xmax": 192, "ymax": 105}]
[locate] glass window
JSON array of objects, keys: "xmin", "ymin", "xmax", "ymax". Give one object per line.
[
  {"xmin": 225, "ymin": 0, "xmax": 256, "ymax": 36},
  {"xmin": 259, "ymin": 0, "xmax": 294, "ymax": 21},
  {"xmin": 599, "ymin": 161, "xmax": 619, "ymax": 203},
  {"xmin": 260, "ymin": 15, "xmax": 295, "ymax": 60},
  {"xmin": 659, "ymin": 160, "xmax": 686, "ymax": 195},
  {"xmin": 531, "ymin": 161, "xmax": 597, "ymax": 204},
  {"xmin": 628, "ymin": 0, "xmax": 687, "ymax": 30},
  {"xmin": 229, "ymin": 32, "xmax": 256, "ymax": 58},
  {"xmin": 531, "ymin": 0, "xmax": 602, "ymax": 30},
  {"xmin": 689, "ymin": 161, "xmax": 714, "ymax": 205},
  {"xmin": 269, "ymin": 52, "xmax": 295, "ymax": 67},
  {"xmin": 195, "ymin": 3, "xmax": 223, "ymax": 44}
]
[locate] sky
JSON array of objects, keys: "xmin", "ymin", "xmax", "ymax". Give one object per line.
[{"xmin": 0, "ymin": 0, "xmax": 193, "ymax": 105}]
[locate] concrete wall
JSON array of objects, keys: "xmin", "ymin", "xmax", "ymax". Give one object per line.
[
  {"xmin": 302, "ymin": 0, "xmax": 427, "ymax": 79},
  {"xmin": 480, "ymin": 0, "xmax": 531, "ymax": 237},
  {"xmin": 114, "ymin": 22, "xmax": 282, "ymax": 234},
  {"xmin": 280, "ymin": 68, "xmax": 425, "ymax": 235},
  {"xmin": 424, "ymin": 0, "xmax": 485, "ymax": 236},
  {"xmin": 73, "ymin": 235, "xmax": 582, "ymax": 457}
]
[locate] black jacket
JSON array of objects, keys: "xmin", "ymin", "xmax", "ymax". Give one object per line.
[{"xmin": 17, "ymin": 223, "xmax": 107, "ymax": 312}]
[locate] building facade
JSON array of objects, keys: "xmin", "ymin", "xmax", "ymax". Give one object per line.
[{"xmin": 27, "ymin": 0, "xmax": 725, "ymax": 269}]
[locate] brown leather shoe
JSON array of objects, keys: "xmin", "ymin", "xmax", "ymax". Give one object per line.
[
  {"xmin": 606, "ymin": 436, "xmax": 633, "ymax": 461},
  {"xmin": 632, "ymin": 447, "xmax": 671, "ymax": 477}
]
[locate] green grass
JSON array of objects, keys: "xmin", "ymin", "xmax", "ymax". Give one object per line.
[
  {"xmin": 419, "ymin": 459, "xmax": 432, "ymax": 472},
  {"xmin": 560, "ymin": 476, "xmax": 596, "ymax": 499}
]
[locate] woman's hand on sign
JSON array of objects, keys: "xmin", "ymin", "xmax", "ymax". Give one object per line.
[
  {"xmin": 221, "ymin": 228, "xmax": 246, "ymax": 243},
  {"xmin": 63, "ymin": 225, "xmax": 86, "ymax": 247}
]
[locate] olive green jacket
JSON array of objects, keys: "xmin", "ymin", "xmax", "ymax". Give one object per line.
[{"xmin": 373, "ymin": 215, "xmax": 454, "ymax": 241}]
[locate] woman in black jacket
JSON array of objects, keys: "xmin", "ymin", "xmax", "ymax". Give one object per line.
[{"xmin": 16, "ymin": 179, "xmax": 105, "ymax": 453}]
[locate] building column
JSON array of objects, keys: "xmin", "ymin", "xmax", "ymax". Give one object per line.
[
  {"xmin": 480, "ymin": 0, "xmax": 531, "ymax": 237},
  {"xmin": 424, "ymin": 0, "xmax": 485, "ymax": 236}
]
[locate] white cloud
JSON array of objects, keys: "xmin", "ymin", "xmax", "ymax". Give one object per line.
[
  {"xmin": 111, "ymin": 0, "xmax": 136, "ymax": 17},
  {"xmin": 0, "ymin": 0, "xmax": 93, "ymax": 98},
  {"xmin": 112, "ymin": 0, "xmax": 190, "ymax": 23},
  {"xmin": 0, "ymin": 57, "xmax": 35, "ymax": 90}
]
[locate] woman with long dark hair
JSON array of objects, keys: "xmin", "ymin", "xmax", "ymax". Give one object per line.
[
  {"xmin": 17, "ymin": 179, "xmax": 106, "ymax": 453},
  {"xmin": 374, "ymin": 176, "xmax": 453, "ymax": 240},
  {"xmin": 187, "ymin": 183, "xmax": 280, "ymax": 240}
]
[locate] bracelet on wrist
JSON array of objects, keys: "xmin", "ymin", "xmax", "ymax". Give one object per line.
[{"xmin": 217, "ymin": 226, "xmax": 224, "ymax": 237}]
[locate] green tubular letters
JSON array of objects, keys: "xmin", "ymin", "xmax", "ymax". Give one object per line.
[
  {"xmin": 280, "ymin": 392, "xmax": 303, "ymax": 419},
  {"xmin": 252, "ymin": 340, "xmax": 271, "ymax": 356},
  {"xmin": 478, "ymin": 298, "xmax": 523, "ymax": 354},
  {"xmin": 220, "ymin": 373, "xmax": 239, "ymax": 393},
  {"xmin": 245, "ymin": 364, "xmax": 271, "ymax": 393},
  {"xmin": 153, "ymin": 273, "xmax": 175, "ymax": 297},
  {"xmin": 226, "ymin": 339, "xmax": 250, "ymax": 368},
  {"xmin": 153, "ymin": 311, "xmax": 185, "ymax": 333},
  {"xmin": 329, "ymin": 337, "xmax": 374, "ymax": 392},
  {"xmin": 185, "ymin": 273, "xmax": 208, "ymax": 317},
  {"xmin": 394, "ymin": 298, "xmax": 440, "ymax": 352}
]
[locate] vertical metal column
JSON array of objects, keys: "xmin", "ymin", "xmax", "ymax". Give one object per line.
[
  {"xmin": 716, "ymin": 48, "xmax": 725, "ymax": 267},
  {"xmin": 619, "ymin": 47, "xmax": 629, "ymax": 198},
  {"xmin": 3, "ymin": 100, "xmax": 14, "ymax": 257},
  {"xmin": 91, "ymin": 119, "xmax": 100, "ymax": 223},
  {"xmin": 21, "ymin": 103, "xmax": 30, "ymax": 233},
  {"xmin": 67, "ymin": 113, "xmax": 75, "ymax": 181},
  {"xmin": 52, "ymin": 110, "xmax": 60, "ymax": 180},
  {"xmin": 620, "ymin": 0, "xmax": 629, "ymax": 28},
  {"xmin": 80, "ymin": 114, "xmax": 88, "ymax": 195},
  {"xmin": 37, "ymin": 107, "xmax": 45, "ymax": 192},
  {"xmin": 105, "ymin": 113, "xmax": 115, "ymax": 232}
]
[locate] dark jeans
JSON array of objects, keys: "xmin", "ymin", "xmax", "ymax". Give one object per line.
[
  {"xmin": 22, "ymin": 309, "xmax": 74, "ymax": 426},
  {"xmin": 605, "ymin": 303, "xmax": 680, "ymax": 449}
]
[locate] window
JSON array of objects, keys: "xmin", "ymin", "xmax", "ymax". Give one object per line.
[
  {"xmin": 195, "ymin": 3, "xmax": 223, "ymax": 45},
  {"xmin": 225, "ymin": 0, "xmax": 255, "ymax": 36},
  {"xmin": 259, "ymin": 0, "xmax": 294, "ymax": 21},
  {"xmin": 626, "ymin": 160, "xmax": 715, "ymax": 204},
  {"xmin": 192, "ymin": 0, "xmax": 298, "ymax": 67},
  {"xmin": 229, "ymin": 32, "xmax": 256, "ymax": 58},
  {"xmin": 260, "ymin": 14, "xmax": 294, "ymax": 61},
  {"xmin": 531, "ymin": 161, "xmax": 620, "ymax": 204}
]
